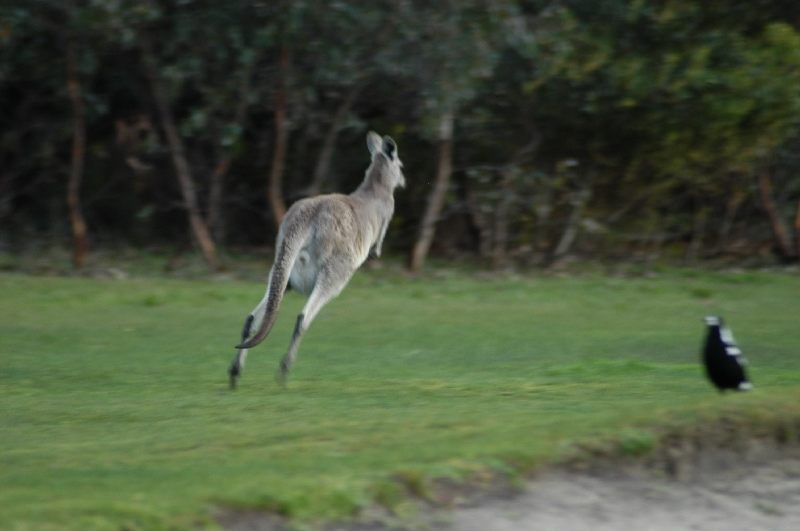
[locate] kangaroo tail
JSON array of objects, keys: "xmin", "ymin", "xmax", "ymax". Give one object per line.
[{"xmin": 235, "ymin": 224, "xmax": 310, "ymax": 349}]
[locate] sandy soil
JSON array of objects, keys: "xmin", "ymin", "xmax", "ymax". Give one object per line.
[
  {"xmin": 446, "ymin": 452, "xmax": 800, "ymax": 531},
  {"xmin": 221, "ymin": 439, "xmax": 800, "ymax": 531}
]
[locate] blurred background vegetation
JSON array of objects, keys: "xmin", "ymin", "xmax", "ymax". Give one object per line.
[{"xmin": 3, "ymin": 0, "xmax": 800, "ymax": 273}]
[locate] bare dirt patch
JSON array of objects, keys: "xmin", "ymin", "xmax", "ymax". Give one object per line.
[
  {"xmin": 446, "ymin": 445, "xmax": 800, "ymax": 531},
  {"xmin": 219, "ymin": 420, "xmax": 800, "ymax": 531}
]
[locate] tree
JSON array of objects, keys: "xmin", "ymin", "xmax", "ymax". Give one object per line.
[
  {"xmin": 3, "ymin": 0, "xmax": 800, "ymax": 268},
  {"xmin": 267, "ymin": 43, "xmax": 291, "ymax": 229},
  {"xmin": 140, "ymin": 35, "xmax": 218, "ymax": 270},
  {"xmin": 65, "ymin": 29, "xmax": 89, "ymax": 268},
  {"xmin": 402, "ymin": 0, "xmax": 513, "ymax": 272},
  {"xmin": 100, "ymin": 1, "xmax": 262, "ymax": 267},
  {"xmin": 507, "ymin": 1, "xmax": 800, "ymax": 260},
  {"xmin": 262, "ymin": 1, "xmax": 401, "ymax": 226},
  {"xmin": 169, "ymin": 5, "xmax": 262, "ymax": 245}
]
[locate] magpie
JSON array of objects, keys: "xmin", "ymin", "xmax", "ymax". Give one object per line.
[{"xmin": 702, "ymin": 316, "xmax": 752, "ymax": 392}]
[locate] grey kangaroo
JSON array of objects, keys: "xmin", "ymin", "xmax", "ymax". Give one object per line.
[{"xmin": 229, "ymin": 131, "xmax": 405, "ymax": 388}]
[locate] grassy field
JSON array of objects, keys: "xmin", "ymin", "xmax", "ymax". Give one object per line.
[{"xmin": 1, "ymin": 266, "xmax": 799, "ymax": 530}]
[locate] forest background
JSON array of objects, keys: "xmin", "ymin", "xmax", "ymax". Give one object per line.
[{"xmin": 3, "ymin": 0, "xmax": 800, "ymax": 272}]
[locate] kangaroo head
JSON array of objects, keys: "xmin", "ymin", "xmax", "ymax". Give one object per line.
[{"xmin": 367, "ymin": 131, "xmax": 406, "ymax": 189}]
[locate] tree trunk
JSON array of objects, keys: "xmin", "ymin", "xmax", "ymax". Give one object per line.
[
  {"xmin": 686, "ymin": 204, "xmax": 709, "ymax": 262},
  {"xmin": 409, "ymin": 111, "xmax": 454, "ymax": 272},
  {"xmin": 718, "ymin": 189, "xmax": 746, "ymax": 252},
  {"xmin": 757, "ymin": 171, "xmax": 795, "ymax": 259},
  {"xmin": 267, "ymin": 45, "xmax": 291, "ymax": 230},
  {"xmin": 464, "ymin": 182, "xmax": 491, "ymax": 260},
  {"xmin": 491, "ymin": 168, "xmax": 516, "ymax": 269},
  {"xmin": 551, "ymin": 185, "xmax": 591, "ymax": 264},
  {"xmin": 65, "ymin": 37, "xmax": 89, "ymax": 269},
  {"xmin": 0, "ymin": 174, "xmax": 11, "ymax": 225},
  {"xmin": 487, "ymin": 132, "xmax": 541, "ymax": 269},
  {"xmin": 794, "ymin": 197, "xmax": 800, "ymax": 258},
  {"xmin": 207, "ymin": 57, "xmax": 254, "ymax": 244},
  {"xmin": 533, "ymin": 188, "xmax": 554, "ymax": 262},
  {"xmin": 307, "ymin": 83, "xmax": 362, "ymax": 197},
  {"xmin": 207, "ymin": 158, "xmax": 230, "ymax": 243},
  {"xmin": 141, "ymin": 40, "xmax": 218, "ymax": 270}
]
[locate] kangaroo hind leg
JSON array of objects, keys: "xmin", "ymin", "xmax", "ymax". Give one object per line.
[
  {"xmin": 228, "ymin": 314, "xmax": 254, "ymax": 389},
  {"xmin": 278, "ymin": 268, "xmax": 350, "ymax": 385},
  {"xmin": 228, "ymin": 288, "xmax": 271, "ymax": 389}
]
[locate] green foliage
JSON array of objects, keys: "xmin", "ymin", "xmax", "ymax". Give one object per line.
[
  {"xmin": 1, "ymin": 270, "xmax": 800, "ymax": 528},
  {"xmin": 2, "ymin": 1, "xmax": 800, "ymax": 261},
  {"xmin": 388, "ymin": 0, "xmax": 515, "ymax": 134},
  {"xmin": 526, "ymin": 1, "xmax": 800, "ymax": 180}
]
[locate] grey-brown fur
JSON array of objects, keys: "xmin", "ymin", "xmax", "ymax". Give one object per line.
[{"xmin": 229, "ymin": 131, "xmax": 405, "ymax": 387}]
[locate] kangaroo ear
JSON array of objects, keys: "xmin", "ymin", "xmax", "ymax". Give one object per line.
[
  {"xmin": 382, "ymin": 136, "xmax": 397, "ymax": 160},
  {"xmin": 366, "ymin": 131, "xmax": 382, "ymax": 158}
]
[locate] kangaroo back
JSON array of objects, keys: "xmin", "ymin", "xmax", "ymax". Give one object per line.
[{"xmin": 236, "ymin": 223, "xmax": 311, "ymax": 349}]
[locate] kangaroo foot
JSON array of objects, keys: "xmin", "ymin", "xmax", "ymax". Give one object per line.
[
  {"xmin": 276, "ymin": 360, "xmax": 290, "ymax": 388},
  {"xmin": 229, "ymin": 362, "xmax": 240, "ymax": 390}
]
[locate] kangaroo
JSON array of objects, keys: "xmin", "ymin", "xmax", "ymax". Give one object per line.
[{"xmin": 229, "ymin": 131, "xmax": 405, "ymax": 388}]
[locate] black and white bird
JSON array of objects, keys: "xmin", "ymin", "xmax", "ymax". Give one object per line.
[{"xmin": 702, "ymin": 316, "xmax": 752, "ymax": 392}]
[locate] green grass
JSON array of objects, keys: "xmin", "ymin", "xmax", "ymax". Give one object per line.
[{"xmin": 1, "ymin": 268, "xmax": 799, "ymax": 529}]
